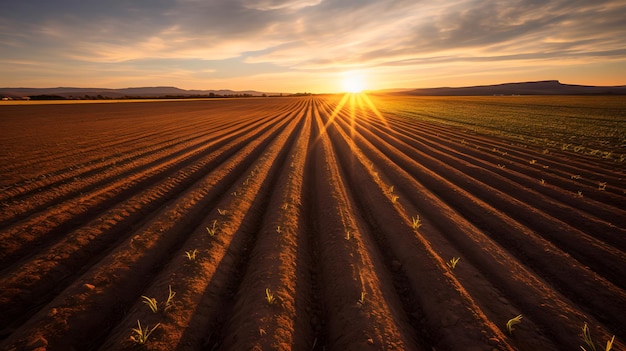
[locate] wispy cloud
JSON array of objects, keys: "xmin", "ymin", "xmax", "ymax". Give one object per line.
[{"xmin": 1, "ymin": 0, "xmax": 625, "ymax": 91}]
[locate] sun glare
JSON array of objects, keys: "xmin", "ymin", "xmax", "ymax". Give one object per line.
[{"xmin": 341, "ymin": 72, "xmax": 366, "ymax": 93}]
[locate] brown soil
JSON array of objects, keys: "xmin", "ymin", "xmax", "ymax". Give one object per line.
[{"xmin": 0, "ymin": 96, "xmax": 624, "ymax": 351}]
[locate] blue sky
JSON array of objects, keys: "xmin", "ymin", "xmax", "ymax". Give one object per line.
[{"xmin": 1, "ymin": 0, "xmax": 625, "ymax": 92}]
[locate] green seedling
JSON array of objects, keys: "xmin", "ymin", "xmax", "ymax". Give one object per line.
[
  {"xmin": 164, "ymin": 285, "xmax": 176, "ymax": 312},
  {"xmin": 391, "ymin": 195, "xmax": 399, "ymax": 204},
  {"xmin": 130, "ymin": 320, "xmax": 160, "ymax": 344},
  {"xmin": 506, "ymin": 314, "xmax": 522, "ymax": 335},
  {"xmin": 265, "ymin": 288, "xmax": 276, "ymax": 305},
  {"xmin": 217, "ymin": 208, "xmax": 227, "ymax": 215},
  {"xmin": 598, "ymin": 182, "xmax": 607, "ymax": 191},
  {"xmin": 447, "ymin": 257, "xmax": 460, "ymax": 269},
  {"xmin": 581, "ymin": 322, "xmax": 615, "ymax": 351},
  {"xmin": 358, "ymin": 291, "xmax": 366, "ymax": 305},
  {"xmin": 276, "ymin": 226, "xmax": 282, "ymax": 233},
  {"xmin": 388, "ymin": 185, "xmax": 394, "ymax": 193},
  {"xmin": 141, "ymin": 295, "xmax": 158, "ymax": 313},
  {"xmin": 206, "ymin": 220, "xmax": 218, "ymax": 237},
  {"xmin": 411, "ymin": 215, "xmax": 422, "ymax": 230},
  {"xmin": 185, "ymin": 249, "xmax": 198, "ymax": 260}
]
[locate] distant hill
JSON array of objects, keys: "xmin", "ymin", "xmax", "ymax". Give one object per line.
[
  {"xmin": 0, "ymin": 86, "xmax": 276, "ymax": 99},
  {"xmin": 398, "ymin": 80, "xmax": 626, "ymax": 96}
]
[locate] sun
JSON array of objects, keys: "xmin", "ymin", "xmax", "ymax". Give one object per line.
[{"xmin": 341, "ymin": 72, "xmax": 366, "ymax": 93}]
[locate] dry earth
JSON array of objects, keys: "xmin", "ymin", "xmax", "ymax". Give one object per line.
[{"xmin": 0, "ymin": 96, "xmax": 624, "ymax": 351}]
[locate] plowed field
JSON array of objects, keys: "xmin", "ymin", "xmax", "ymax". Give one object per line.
[{"xmin": 0, "ymin": 95, "xmax": 624, "ymax": 351}]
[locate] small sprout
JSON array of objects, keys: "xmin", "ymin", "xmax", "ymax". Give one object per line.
[
  {"xmin": 265, "ymin": 288, "xmax": 276, "ymax": 305},
  {"xmin": 580, "ymin": 322, "xmax": 616, "ymax": 351},
  {"xmin": 141, "ymin": 296, "xmax": 158, "ymax": 313},
  {"xmin": 497, "ymin": 164, "xmax": 506, "ymax": 169},
  {"xmin": 391, "ymin": 195, "xmax": 399, "ymax": 204},
  {"xmin": 447, "ymin": 257, "xmax": 460, "ymax": 269},
  {"xmin": 388, "ymin": 185, "xmax": 394, "ymax": 193},
  {"xmin": 259, "ymin": 328, "xmax": 267, "ymax": 336},
  {"xmin": 581, "ymin": 322, "xmax": 596, "ymax": 351},
  {"xmin": 598, "ymin": 182, "xmax": 607, "ymax": 191},
  {"xmin": 506, "ymin": 314, "xmax": 522, "ymax": 335},
  {"xmin": 281, "ymin": 203, "xmax": 289, "ymax": 210},
  {"xmin": 576, "ymin": 190, "xmax": 584, "ymax": 198},
  {"xmin": 164, "ymin": 285, "xmax": 176, "ymax": 312},
  {"xmin": 130, "ymin": 320, "xmax": 160, "ymax": 344},
  {"xmin": 206, "ymin": 220, "xmax": 218, "ymax": 236},
  {"xmin": 571, "ymin": 174, "xmax": 582, "ymax": 180},
  {"xmin": 529, "ymin": 159, "xmax": 537, "ymax": 165},
  {"xmin": 540, "ymin": 179, "xmax": 546, "ymax": 185},
  {"xmin": 543, "ymin": 149, "xmax": 549, "ymax": 154},
  {"xmin": 276, "ymin": 226, "xmax": 282, "ymax": 233},
  {"xmin": 185, "ymin": 249, "xmax": 198, "ymax": 260},
  {"xmin": 411, "ymin": 215, "xmax": 422, "ymax": 230},
  {"xmin": 345, "ymin": 230, "xmax": 351, "ymax": 240},
  {"xmin": 358, "ymin": 291, "xmax": 366, "ymax": 305},
  {"xmin": 217, "ymin": 208, "xmax": 227, "ymax": 215},
  {"xmin": 606, "ymin": 335, "xmax": 616, "ymax": 351}
]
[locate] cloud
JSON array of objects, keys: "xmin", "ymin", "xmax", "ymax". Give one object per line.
[
  {"xmin": 260, "ymin": 0, "xmax": 626, "ymax": 88},
  {"xmin": 1, "ymin": 0, "xmax": 625, "ymax": 90}
]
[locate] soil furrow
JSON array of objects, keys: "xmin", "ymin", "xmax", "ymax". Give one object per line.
[
  {"xmin": 0, "ymin": 99, "xmax": 300, "ymax": 195},
  {"xmin": 0, "ymin": 113, "xmax": 270, "ymax": 227},
  {"xmin": 0, "ymin": 107, "xmax": 295, "ymax": 347},
  {"xmin": 383, "ymin": 116, "xmax": 626, "ymax": 207},
  {"xmin": 355, "ymin": 111, "xmax": 626, "ymax": 249},
  {"xmin": 342, "ymin": 107, "xmax": 626, "ymax": 290},
  {"xmin": 1, "ymin": 95, "xmax": 623, "ymax": 351},
  {"xmin": 0, "ymin": 112, "xmax": 290, "ymax": 332},
  {"xmin": 389, "ymin": 116, "xmax": 626, "ymax": 192},
  {"xmin": 308, "ymin": 98, "xmax": 418, "ymax": 350},
  {"xmin": 0, "ymin": 112, "xmax": 247, "ymax": 207},
  {"xmin": 218, "ymin": 99, "xmax": 315, "ymax": 350},
  {"xmin": 300, "ymin": 100, "xmax": 330, "ymax": 351},
  {"xmin": 95, "ymin": 100, "xmax": 308, "ymax": 351},
  {"xmin": 321, "ymin": 98, "xmax": 623, "ymax": 348},
  {"xmin": 317, "ymin": 97, "xmax": 515, "ymax": 350},
  {"xmin": 0, "ymin": 112, "xmax": 286, "ymax": 269}
]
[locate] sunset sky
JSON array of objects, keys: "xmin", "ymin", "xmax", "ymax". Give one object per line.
[{"xmin": 1, "ymin": 0, "xmax": 625, "ymax": 93}]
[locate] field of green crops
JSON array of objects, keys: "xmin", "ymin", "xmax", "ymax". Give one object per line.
[{"xmin": 373, "ymin": 95, "xmax": 626, "ymax": 162}]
